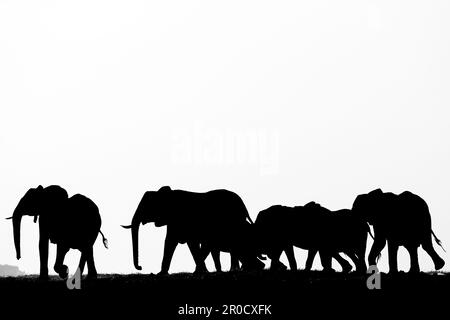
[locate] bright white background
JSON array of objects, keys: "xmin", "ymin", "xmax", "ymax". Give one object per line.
[{"xmin": 0, "ymin": 1, "xmax": 449, "ymax": 275}]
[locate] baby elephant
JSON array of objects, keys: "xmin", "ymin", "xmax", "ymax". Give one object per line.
[{"xmin": 254, "ymin": 202, "xmax": 369, "ymax": 273}]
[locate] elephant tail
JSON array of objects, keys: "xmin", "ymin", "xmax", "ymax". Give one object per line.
[
  {"xmin": 432, "ymin": 230, "xmax": 445, "ymax": 252},
  {"xmin": 99, "ymin": 230, "xmax": 109, "ymax": 249}
]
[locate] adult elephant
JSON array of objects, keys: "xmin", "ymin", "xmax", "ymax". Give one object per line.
[
  {"xmin": 254, "ymin": 202, "xmax": 369, "ymax": 273},
  {"xmin": 122, "ymin": 186, "xmax": 263, "ymax": 275},
  {"xmin": 352, "ymin": 188, "xmax": 445, "ymax": 273},
  {"xmin": 7, "ymin": 185, "xmax": 108, "ymax": 279}
]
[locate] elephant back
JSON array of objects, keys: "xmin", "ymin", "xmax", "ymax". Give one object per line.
[
  {"xmin": 327, "ymin": 209, "xmax": 368, "ymax": 250},
  {"xmin": 65, "ymin": 194, "xmax": 101, "ymax": 248},
  {"xmin": 294, "ymin": 203, "xmax": 334, "ymax": 248},
  {"xmin": 394, "ymin": 191, "xmax": 432, "ymax": 243},
  {"xmin": 192, "ymin": 190, "xmax": 251, "ymax": 239},
  {"xmin": 49, "ymin": 194, "xmax": 101, "ymax": 249},
  {"xmin": 255, "ymin": 205, "xmax": 303, "ymax": 249}
]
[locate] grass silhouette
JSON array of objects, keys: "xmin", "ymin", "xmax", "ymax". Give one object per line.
[{"xmin": 0, "ymin": 270, "xmax": 447, "ymax": 318}]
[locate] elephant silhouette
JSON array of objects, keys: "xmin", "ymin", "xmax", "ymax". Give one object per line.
[
  {"xmin": 122, "ymin": 186, "xmax": 264, "ymax": 274},
  {"xmin": 254, "ymin": 202, "xmax": 369, "ymax": 273},
  {"xmin": 352, "ymin": 188, "xmax": 445, "ymax": 273},
  {"xmin": 7, "ymin": 185, "xmax": 108, "ymax": 279}
]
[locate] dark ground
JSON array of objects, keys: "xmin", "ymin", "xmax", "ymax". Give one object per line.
[{"xmin": 0, "ymin": 270, "xmax": 448, "ymax": 319}]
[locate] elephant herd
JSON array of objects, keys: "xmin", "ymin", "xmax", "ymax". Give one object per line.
[{"xmin": 7, "ymin": 185, "xmax": 445, "ymax": 280}]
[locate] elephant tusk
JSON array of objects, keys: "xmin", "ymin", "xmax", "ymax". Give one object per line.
[
  {"xmin": 5, "ymin": 216, "xmax": 13, "ymax": 220},
  {"xmin": 121, "ymin": 224, "xmax": 133, "ymax": 229}
]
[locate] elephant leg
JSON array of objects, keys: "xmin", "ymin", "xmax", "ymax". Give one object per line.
[
  {"xmin": 86, "ymin": 246, "xmax": 98, "ymax": 279},
  {"xmin": 406, "ymin": 245, "xmax": 420, "ymax": 273},
  {"xmin": 198, "ymin": 243, "xmax": 209, "ymax": 259},
  {"xmin": 422, "ymin": 234, "xmax": 445, "ymax": 270},
  {"xmin": 269, "ymin": 249, "xmax": 286, "ymax": 271},
  {"xmin": 353, "ymin": 253, "xmax": 367, "ymax": 274},
  {"xmin": 38, "ymin": 225, "xmax": 49, "ymax": 280},
  {"xmin": 78, "ymin": 251, "xmax": 87, "ymax": 276},
  {"xmin": 285, "ymin": 245, "xmax": 297, "ymax": 270},
  {"xmin": 230, "ymin": 254, "xmax": 240, "ymax": 271},
  {"xmin": 387, "ymin": 241, "xmax": 399, "ymax": 274},
  {"xmin": 305, "ymin": 250, "xmax": 317, "ymax": 271},
  {"xmin": 356, "ymin": 244, "xmax": 367, "ymax": 273},
  {"xmin": 334, "ymin": 253, "xmax": 352, "ymax": 273},
  {"xmin": 368, "ymin": 237, "xmax": 386, "ymax": 267},
  {"xmin": 159, "ymin": 237, "xmax": 178, "ymax": 275},
  {"xmin": 211, "ymin": 250, "xmax": 222, "ymax": 272},
  {"xmin": 199, "ymin": 243, "xmax": 221, "ymax": 272},
  {"xmin": 319, "ymin": 251, "xmax": 334, "ymax": 272},
  {"xmin": 187, "ymin": 241, "xmax": 208, "ymax": 274},
  {"xmin": 54, "ymin": 245, "xmax": 69, "ymax": 279}
]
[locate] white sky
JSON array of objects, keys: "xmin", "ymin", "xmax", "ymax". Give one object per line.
[{"xmin": 0, "ymin": 1, "xmax": 449, "ymax": 275}]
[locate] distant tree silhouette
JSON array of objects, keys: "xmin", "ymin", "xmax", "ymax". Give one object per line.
[{"xmin": 0, "ymin": 264, "xmax": 25, "ymax": 277}]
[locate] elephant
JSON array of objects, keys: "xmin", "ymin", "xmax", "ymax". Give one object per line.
[
  {"xmin": 352, "ymin": 188, "xmax": 445, "ymax": 273},
  {"xmin": 7, "ymin": 185, "xmax": 108, "ymax": 279},
  {"xmin": 122, "ymin": 186, "xmax": 264, "ymax": 275},
  {"xmin": 254, "ymin": 202, "xmax": 369, "ymax": 273}
]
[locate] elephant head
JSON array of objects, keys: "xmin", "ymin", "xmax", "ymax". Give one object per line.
[
  {"xmin": 7, "ymin": 186, "xmax": 44, "ymax": 260},
  {"xmin": 7, "ymin": 185, "xmax": 68, "ymax": 260},
  {"xmin": 122, "ymin": 186, "xmax": 173, "ymax": 270},
  {"xmin": 351, "ymin": 188, "xmax": 385, "ymax": 225}
]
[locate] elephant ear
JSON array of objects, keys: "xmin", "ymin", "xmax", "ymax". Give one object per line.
[
  {"xmin": 32, "ymin": 185, "xmax": 44, "ymax": 198},
  {"xmin": 151, "ymin": 188, "xmax": 172, "ymax": 227},
  {"xmin": 352, "ymin": 194, "xmax": 364, "ymax": 207},
  {"xmin": 30, "ymin": 185, "xmax": 45, "ymax": 201},
  {"xmin": 353, "ymin": 193, "xmax": 379, "ymax": 224},
  {"xmin": 369, "ymin": 188, "xmax": 383, "ymax": 196},
  {"xmin": 352, "ymin": 194, "xmax": 370, "ymax": 213},
  {"xmin": 156, "ymin": 186, "xmax": 172, "ymax": 211},
  {"xmin": 158, "ymin": 186, "xmax": 172, "ymax": 193},
  {"xmin": 304, "ymin": 201, "xmax": 320, "ymax": 209}
]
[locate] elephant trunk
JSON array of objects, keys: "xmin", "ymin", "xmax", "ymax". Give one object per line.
[
  {"xmin": 131, "ymin": 218, "xmax": 142, "ymax": 271},
  {"xmin": 12, "ymin": 208, "xmax": 23, "ymax": 260}
]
